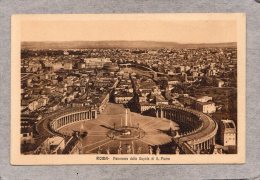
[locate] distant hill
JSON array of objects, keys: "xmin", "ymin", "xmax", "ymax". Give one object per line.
[{"xmin": 21, "ymin": 41, "xmax": 237, "ymax": 50}]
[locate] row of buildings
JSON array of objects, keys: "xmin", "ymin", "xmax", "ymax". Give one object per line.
[{"xmin": 20, "ymin": 57, "xmax": 120, "ymax": 153}]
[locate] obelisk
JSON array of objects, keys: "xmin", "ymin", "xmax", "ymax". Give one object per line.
[{"xmin": 125, "ymin": 108, "xmax": 128, "ymax": 127}]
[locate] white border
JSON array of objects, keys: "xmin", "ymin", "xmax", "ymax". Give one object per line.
[{"xmin": 11, "ymin": 13, "xmax": 246, "ymax": 165}]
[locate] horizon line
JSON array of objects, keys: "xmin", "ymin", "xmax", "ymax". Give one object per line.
[{"xmin": 21, "ymin": 40, "xmax": 237, "ymax": 45}]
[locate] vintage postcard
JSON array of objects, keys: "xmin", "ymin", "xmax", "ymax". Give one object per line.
[{"xmin": 11, "ymin": 14, "xmax": 246, "ymax": 164}]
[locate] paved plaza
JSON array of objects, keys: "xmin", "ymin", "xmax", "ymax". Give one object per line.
[{"xmin": 59, "ymin": 103, "xmax": 178, "ymax": 154}]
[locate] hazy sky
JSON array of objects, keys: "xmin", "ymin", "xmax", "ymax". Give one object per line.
[{"xmin": 21, "ymin": 20, "xmax": 237, "ymax": 44}]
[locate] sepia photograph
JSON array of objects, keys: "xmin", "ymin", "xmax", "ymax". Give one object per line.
[{"xmin": 11, "ymin": 14, "xmax": 246, "ymax": 164}]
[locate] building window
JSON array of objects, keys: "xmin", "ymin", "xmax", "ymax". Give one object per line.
[{"xmin": 92, "ymin": 111, "xmax": 95, "ymax": 119}]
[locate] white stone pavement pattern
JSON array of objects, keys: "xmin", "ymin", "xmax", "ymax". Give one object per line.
[{"xmin": 59, "ymin": 103, "xmax": 177, "ymax": 154}]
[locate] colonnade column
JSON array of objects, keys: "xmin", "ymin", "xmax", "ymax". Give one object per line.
[{"xmin": 50, "ymin": 110, "xmax": 95, "ymax": 132}]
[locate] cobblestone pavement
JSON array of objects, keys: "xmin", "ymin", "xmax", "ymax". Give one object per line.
[{"xmin": 59, "ymin": 103, "xmax": 178, "ymax": 154}]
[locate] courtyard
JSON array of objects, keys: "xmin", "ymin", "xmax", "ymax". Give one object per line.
[{"xmin": 59, "ymin": 103, "xmax": 178, "ymax": 154}]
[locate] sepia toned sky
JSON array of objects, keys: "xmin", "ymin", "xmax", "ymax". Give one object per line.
[{"xmin": 21, "ymin": 19, "xmax": 237, "ymax": 44}]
